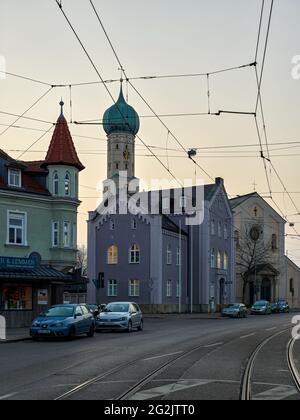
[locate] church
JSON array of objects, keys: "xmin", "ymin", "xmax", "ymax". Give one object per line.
[{"xmin": 87, "ymin": 86, "xmax": 235, "ymax": 313}]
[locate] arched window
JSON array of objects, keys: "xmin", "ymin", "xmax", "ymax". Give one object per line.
[
  {"xmin": 64, "ymin": 172, "xmax": 70, "ymax": 196},
  {"xmin": 130, "ymin": 244, "xmax": 140, "ymax": 264},
  {"xmin": 218, "ymin": 222, "xmax": 222, "ymax": 238},
  {"xmin": 53, "ymin": 172, "xmax": 59, "ymax": 196},
  {"xmin": 217, "ymin": 251, "xmax": 222, "ymax": 269},
  {"xmin": 224, "ymin": 252, "xmax": 229, "ymax": 270},
  {"xmin": 272, "ymin": 234, "xmax": 277, "ymax": 251},
  {"xmin": 224, "ymin": 225, "xmax": 228, "ymax": 240},
  {"xmin": 211, "ymin": 248, "xmax": 216, "ymax": 268},
  {"xmin": 107, "ymin": 245, "xmax": 118, "ymax": 265},
  {"xmin": 211, "ymin": 220, "xmax": 215, "ymax": 236}
]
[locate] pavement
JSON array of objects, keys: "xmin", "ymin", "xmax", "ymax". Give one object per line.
[{"xmin": 0, "ymin": 328, "xmax": 30, "ymax": 344}]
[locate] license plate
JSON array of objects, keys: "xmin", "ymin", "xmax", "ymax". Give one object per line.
[{"xmin": 38, "ymin": 330, "xmax": 51, "ymax": 335}]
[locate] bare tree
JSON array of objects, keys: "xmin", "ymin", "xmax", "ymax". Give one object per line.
[
  {"xmin": 236, "ymin": 227, "xmax": 272, "ymax": 303},
  {"xmin": 77, "ymin": 245, "xmax": 87, "ymax": 276}
]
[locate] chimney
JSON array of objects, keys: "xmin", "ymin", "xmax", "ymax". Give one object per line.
[{"xmin": 215, "ymin": 177, "xmax": 224, "ymax": 186}]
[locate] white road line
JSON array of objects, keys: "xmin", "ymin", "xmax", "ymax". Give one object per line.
[
  {"xmin": 204, "ymin": 342, "xmax": 224, "ymax": 348},
  {"xmin": 143, "ymin": 351, "xmax": 183, "ymax": 361},
  {"xmin": 240, "ymin": 333, "xmax": 255, "ymax": 340},
  {"xmin": 253, "ymin": 386, "xmax": 298, "ymax": 400},
  {"xmin": 0, "ymin": 393, "xmax": 17, "ymax": 400},
  {"xmin": 266, "ymin": 327, "xmax": 277, "ymax": 331}
]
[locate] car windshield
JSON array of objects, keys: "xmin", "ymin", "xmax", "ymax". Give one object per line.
[
  {"xmin": 254, "ymin": 301, "xmax": 267, "ymax": 307},
  {"xmin": 42, "ymin": 306, "xmax": 74, "ymax": 317},
  {"xmin": 226, "ymin": 304, "xmax": 240, "ymax": 309},
  {"xmin": 104, "ymin": 304, "xmax": 129, "ymax": 313}
]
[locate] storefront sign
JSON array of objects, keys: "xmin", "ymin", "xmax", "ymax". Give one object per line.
[
  {"xmin": 38, "ymin": 289, "xmax": 48, "ymax": 306},
  {"xmin": 0, "ymin": 256, "xmax": 37, "ymax": 270}
]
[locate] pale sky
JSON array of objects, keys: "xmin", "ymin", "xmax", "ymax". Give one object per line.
[{"xmin": 1, "ymin": 0, "xmax": 300, "ymax": 263}]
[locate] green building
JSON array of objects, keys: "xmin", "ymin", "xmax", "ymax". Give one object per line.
[{"xmin": 0, "ymin": 102, "xmax": 84, "ymax": 327}]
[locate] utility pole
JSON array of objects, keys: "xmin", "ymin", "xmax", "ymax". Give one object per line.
[
  {"xmin": 179, "ymin": 220, "xmax": 182, "ymax": 314},
  {"xmin": 190, "ymin": 225, "xmax": 193, "ymax": 314}
]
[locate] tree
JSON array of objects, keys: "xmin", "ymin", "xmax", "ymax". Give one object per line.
[
  {"xmin": 77, "ymin": 244, "xmax": 87, "ymax": 276},
  {"xmin": 236, "ymin": 226, "xmax": 272, "ymax": 303}
]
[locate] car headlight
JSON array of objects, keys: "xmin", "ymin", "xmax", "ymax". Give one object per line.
[
  {"xmin": 121, "ymin": 317, "xmax": 127, "ymax": 322},
  {"xmin": 32, "ymin": 322, "xmax": 40, "ymax": 327}
]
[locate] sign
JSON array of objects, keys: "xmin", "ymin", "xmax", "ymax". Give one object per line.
[
  {"xmin": 38, "ymin": 289, "xmax": 48, "ymax": 306},
  {"xmin": 0, "ymin": 256, "xmax": 37, "ymax": 270}
]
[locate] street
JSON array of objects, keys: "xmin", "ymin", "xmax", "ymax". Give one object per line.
[{"xmin": 0, "ymin": 314, "xmax": 299, "ymax": 401}]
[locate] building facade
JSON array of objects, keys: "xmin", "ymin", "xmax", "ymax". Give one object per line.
[
  {"xmin": 0, "ymin": 102, "xmax": 84, "ymax": 327},
  {"xmin": 87, "ymin": 86, "xmax": 235, "ymax": 313},
  {"xmin": 230, "ymin": 192, "xmax": 300, "ymax": 309}
]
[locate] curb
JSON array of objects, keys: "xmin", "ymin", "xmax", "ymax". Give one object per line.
[{"xmin": 0, "ymin": 337, "xmax": 31, "ymax": 344}]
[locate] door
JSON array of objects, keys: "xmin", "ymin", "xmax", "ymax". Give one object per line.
[
  {"xmin": 219, "ymin": 279, "xmax": 225, "ymax": 306},
  {"xmin": 261, "ymin": 278, "xmax": 271, "ymax": 302}
]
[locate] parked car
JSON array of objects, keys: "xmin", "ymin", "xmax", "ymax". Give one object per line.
[
  {"xmin": 222, "ymin": 303, "xmax": 248, "ymax": 318},
  {"xmin": 251, "ymin": 300, "xmax": 272, "ymax": 315},
  {"xmin": 271, "ymin": 300, "xmax": 290, "ymax": 314},
  {"xmin": 30, "ymin": 304, "xmax": 95, "ymax": 339},
  {"xmin": 96, "ymin": 302, "xmax": 143, "ymax": 332}
]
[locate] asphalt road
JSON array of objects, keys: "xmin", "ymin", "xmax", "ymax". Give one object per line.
[{"xmin": 0, "ymin": 314, "xmax": 299, "ymax": 401}]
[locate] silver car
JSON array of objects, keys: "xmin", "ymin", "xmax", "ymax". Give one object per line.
[
  {"xmin": 96, "ymin": 302, "xmax": 143, "ymax": 332},
  {"xmin": 222, "ymin": 303, "xmax": 248, "ymax": 318}
]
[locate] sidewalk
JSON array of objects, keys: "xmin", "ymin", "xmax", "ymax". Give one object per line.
[{"xmin": 0, "ymin": 328, "xmax": 30, "ymax": 344}]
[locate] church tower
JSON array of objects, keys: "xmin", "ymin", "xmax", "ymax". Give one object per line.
[{"xmin": 102, "ymin": 84, "xmax": 140, "ymax": 193}]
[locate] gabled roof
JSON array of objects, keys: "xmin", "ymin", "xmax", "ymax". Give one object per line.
[
  {"xmin": 229, "ymin": 192, "xmax": 258, "ymax": 209},
  {"xmin": 43, "ymin": 110, "xmax": 85, "ymax": 171}
]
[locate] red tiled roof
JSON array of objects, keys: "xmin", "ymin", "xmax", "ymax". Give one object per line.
[
  {"xmin": 43, "ymin": 115, "xmax": 85, "ymax": 171},
  {"xmin": 20, "ymin": 161, "xmax": 48, "ymax": 174}
]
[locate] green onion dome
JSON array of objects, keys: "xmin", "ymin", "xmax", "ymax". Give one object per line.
[{"xmin": 103, "ymin": 86, "xmax": 140, "ymax": 136}]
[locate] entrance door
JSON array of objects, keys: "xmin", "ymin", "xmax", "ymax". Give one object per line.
[
  {"xmin": 261, "ymin": 278, "xmax": 271, "ymax": 302},
  {"xmin": 249, "ymin": 283, "xmax": 255, "ymax": 306}
]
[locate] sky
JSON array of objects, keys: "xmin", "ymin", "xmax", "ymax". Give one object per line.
[{"xmin": 1, "ymin": 0, "xmax": 300, "ymax": 262}]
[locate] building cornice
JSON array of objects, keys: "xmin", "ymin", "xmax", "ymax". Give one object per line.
[{"xmin": 0, "ymin": 189, "xmax": 81, "ymax": 206}]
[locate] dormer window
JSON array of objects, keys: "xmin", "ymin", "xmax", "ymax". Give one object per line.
[
  {"xmin": 64, "ymin": 172, "xmax": 70, "ymax": 196},
  {"xmin": 8, "ymin": 169, "xmax": 21, "ymax": 188}
]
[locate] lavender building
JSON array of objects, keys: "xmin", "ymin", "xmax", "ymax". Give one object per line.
[{"xmin": 87, "ymin": 86, "xmax": 235, "ymax": 313}]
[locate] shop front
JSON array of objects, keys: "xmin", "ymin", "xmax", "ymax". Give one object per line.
[{"xmin": 0, "ymin": 256, "xmax": 72, "ymax": 328}]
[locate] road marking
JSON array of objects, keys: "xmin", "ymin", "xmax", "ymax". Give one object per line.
[
  {"xmin": 0, "ymin": 393, "xmax": 17, "ymax": 400},
  {"xmin": 253, "ymin": 386, "xmax": 298, "ymax": 400},
  {"xmin": 143, "ymin": 351, "xmax": 183, "ymax": 361},
  {"xmin": 240, "ymin": 333, "xmax": 255, "ymax": 339},
  {"xmin": 129, "ymin": 379, "xmax": 213, "ymax": 400},
  {"xmin": 266, "ymin": 327, "xmax": 277, "ymax": 331},
  {"xmin": 204, "ymin": 342, "xmax": 224, "ymax": 348}
]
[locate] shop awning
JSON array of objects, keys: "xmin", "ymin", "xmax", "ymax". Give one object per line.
[{"xmin": 0, "ymin": 266, "xmax": 72, "ymax": 282}]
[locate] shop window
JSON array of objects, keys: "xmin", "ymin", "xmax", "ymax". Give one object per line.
[{"xmin": 1, "ymin": 284, "xmax": 32, "ymax": 310}]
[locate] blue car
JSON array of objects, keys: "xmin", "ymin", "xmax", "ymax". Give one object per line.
[{"xmin": 30, "ymin": 304, "xmax": 95, "ymax": 340}]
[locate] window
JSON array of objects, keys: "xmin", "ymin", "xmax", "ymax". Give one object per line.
[
  {"xmin": 116, "ymin": 163, "xmax": 119, "ymax": 170},
  {"xmin": 176, "ymin": 280, "xmax": 181, "ymax": 298},
  {"xmin": 224, "ymin": 225, "xmax": 228, "ymax": 240},
  {"xmin": 116, "ymin": 144, "xmax": 119, "ymax": 150},
  {"xmin": 211, "ymin": 248, "xmax": 216, "ymax": 268},
  {"xmin": 1, "ymin": 284, "xmax": 32, "ymax": 310},
  {"xmin": 272, "ymin": 234, "xmax": 277, "ymax": 251},
  {"xmin": 217, "ymin": 251, "xmax": 222, "ymax": 269},
  {"xmin": 290, "ymin": 278, "xmax": 294, "ymax": 294},
  {"xmin": 52, "ymin": 222, "xmax": 59, "ymax": 247},
  {"xmin": 130, "ymin": 244, "xmax": 140, "ymax": 264},
  {"xmin": 53, "ymin": 172, "xmax": 59, "ymax": 196},
  {"xmin": 131, "ymin": 219, "xmax": 137, "ymax": 230},
  {"xmin": 129, "ymin": 280, "xmax": 140, "ymax": 297},
  {"xmin": 108, "ymin": 280, "xmax": 118, "ymax": 297},
  {"xmin": 7, "ymin": 211, "xmax": 26, "ymax": 245},
  {"xmin": 167, "ymin": 244, "xmax": 172, "ymax": 265},
  {"xmin": 211, "ymin": 220, "xmax": 215, "ymax": 236},
  {"xmin": 64, "ymin": 172, "xmax": 70, "ymax": 196},
  {"xmin": 63, "ymin": 222, "xmax": 71, "ymax": 248},
  {"xmin": 8, "ymin": 169, "xmax": 21, "ymax": 188},
  {"xmin": 107, "ymin": 245, "xmax": 118, "ymax": 265},
  {"xmin": 180, "ymin": 196, "xmax": 187, "ymax": 208},
  {"xmin": 177, "ymin": 248, "xmax": 181, "ymax": 266},
  {"xmin": 218, "ymin": 222, "xmax": 222, "ymax": 238},
  {"xmin": 110, "ymin": 220, "xmax": 115, "ymax": 231},
  {"xmin": 72, "ymin": 223, "xmax": 76, "ymax": 248},
  {"xmin": 167, "ymin": 280, "xmax": 172, "ymax": 297},
  {"xmin": 81, "ymin": 306, "xmax": 89, "ymax": 315},
  {"xmin": 224, "ymin": 252, "xmax": 229, "ymax": 270},
  {"xmin": 162, "ymin": 198, "xmax": 170, "ymax": 210},
  {"xmin": 234, "ymin": 230, "xmax": 240, "ymax": 247}
]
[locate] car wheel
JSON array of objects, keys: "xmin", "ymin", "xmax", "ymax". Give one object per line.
[
  {"xmin": 138, "ymin": 320, "xmax": 143, "ymax": 331},
  {"xmin": 69, "ymin": 326, "xmax": 76, "ymax": 340},
  {"xmin": 127, "ymin": 321, "xmax": 133, "ymax": 333},
  {"xmin": 87, "ymin": 325, "xmax": 95, "ymax": 338}
]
